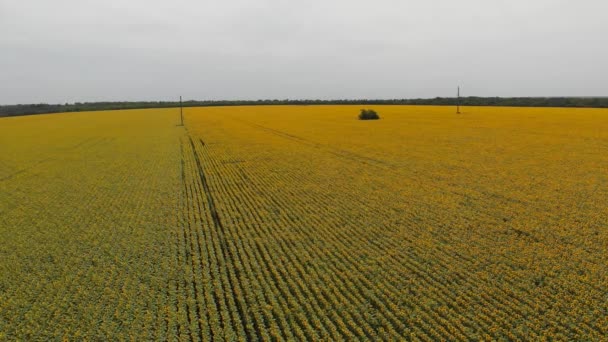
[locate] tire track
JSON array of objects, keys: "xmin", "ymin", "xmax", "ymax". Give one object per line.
[
  {"xmin": 187, "ymin": 136, "xmax": 252, "ymax": 341},
  {"xmin": 233, "ymin": 118, "xmax": 393, "ymax": 169}
]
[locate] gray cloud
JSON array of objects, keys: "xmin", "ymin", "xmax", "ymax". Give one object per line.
[{"xmin": 1, "ymin": 0, "xmax": 607, "ymax": 104}]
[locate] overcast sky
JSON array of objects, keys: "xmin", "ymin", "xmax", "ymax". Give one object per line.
[{"xmin": 1, "ymin": 0, "xmax": 607, "ymax": 104}]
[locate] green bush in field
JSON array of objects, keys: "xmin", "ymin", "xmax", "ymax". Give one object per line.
[{"xmin": 358, "ymin": 109, "xmax": 380, "ymax": 120}]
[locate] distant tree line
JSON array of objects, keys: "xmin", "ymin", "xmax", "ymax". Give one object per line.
[{"xmin": 1, "ymin": 97, "xmax": 607, "ymax": 117}]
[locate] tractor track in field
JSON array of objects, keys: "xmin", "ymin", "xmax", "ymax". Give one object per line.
[
  {"xmin": 188, "ymin": 136, "xmax": 250, "ymax": 339},
  {"xmin": 0, "ymin": 157, "xmax": 54, "ymax": 182},
  {"xmin": 178, "ymin": 135, "xmax": 253, "ymax": 340},
  {"xmin": 0, "ymin": 137, "xmax": 110, "ymax": 182},
  {"xmin": 232, "ymin": 117, "xmax": 394, "ymax": 169},
  {"xmin": 230, "ymin": 117, "xmax": 563, "ymax": 230}
]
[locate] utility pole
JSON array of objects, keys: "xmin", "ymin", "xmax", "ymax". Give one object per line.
[
  {"xmin": 456, "ymin": 86, "xmax": 461, "ymax": 114},
  {"xmin": 180, "ymin": 96, "xmax": 184, "ymax": 126}
]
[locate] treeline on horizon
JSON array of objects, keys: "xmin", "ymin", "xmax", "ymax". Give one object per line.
[{"xmin": 1, "ymin": 97, "xmax": 608, "ymax": 117}]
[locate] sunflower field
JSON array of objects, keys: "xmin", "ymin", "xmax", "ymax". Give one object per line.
[{"xmin": 1, "ymin": 105, "xmax": 607, "ymax": 340}]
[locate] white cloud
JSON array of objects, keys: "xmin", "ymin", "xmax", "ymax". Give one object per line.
[{"xmin": 1, "ymin": 0, "xmax": 607, "ymax": 103}]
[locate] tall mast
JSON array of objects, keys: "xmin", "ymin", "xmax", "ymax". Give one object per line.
[
  {"xmin": 180, "ymin": 96, "xmax": 184, "ymax": 125},
  {"xmin": 457, "ymin": 86, "xmax": 461, "ymax": 114}
]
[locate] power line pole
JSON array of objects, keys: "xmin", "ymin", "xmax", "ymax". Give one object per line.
[
  {"xmin": 456, "ymin": 86, "xmax": 461, "ymax": 114},
  {"xmin": 180, "ymin": 95, "xmax": 184, "ymax": 126}
]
